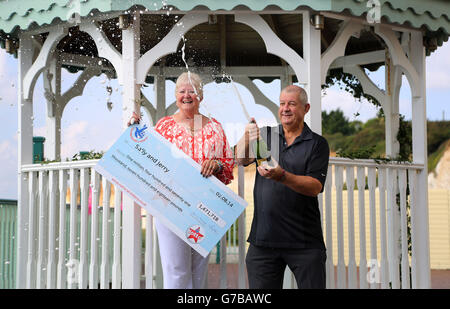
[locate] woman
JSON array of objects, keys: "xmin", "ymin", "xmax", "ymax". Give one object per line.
[{"xmin": 129, "ymin": 72, "xmax": 234, "ymax": 288}]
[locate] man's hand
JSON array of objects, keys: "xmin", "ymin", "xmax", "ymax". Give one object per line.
[
  {"xmin": 257, "ymin": 159, "xmax": 285, "ymax": 182},
  {"xmin": 257, "ymin": 161, "xmax": 323, "ymax": 196},
  {"xmin": 235, "ymin": 118, "xmax": 260, "ymax": 166},
  {"xmin": 245, "ymin": 118, "xmax": 260, "ymax": 144}
]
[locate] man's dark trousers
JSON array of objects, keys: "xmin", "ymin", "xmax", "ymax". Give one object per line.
[{"xmin": 246, "ymin": 244, "xmax": 326, "ymax": 289}]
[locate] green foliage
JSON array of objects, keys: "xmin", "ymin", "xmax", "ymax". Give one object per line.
[
  {"xmin": 324, "ymin": 115, "xmax": 387, "ymax": 160},
  {"xmin": 428, "ymin": 139, "xmax": 450, "ymax": 173},
  {"xmin": 323, "ymin": 132, "xmax": 348, "ymax": 153},
  {"xmin": 71, "ymin": 150, "xmax": 104, "ymax": 161},
  {"xmin": 322, "ymin": 69, "xmax": 381, "ymax": 108},
  {"xmin": 397, "ymin": 115, "xmax": 412, "ymax": 162},
  {"xmin": 336, "ymin": 145, "xmax": 377, "ymax": 160},
  {"xmin": 322, "ymin": 68, "xmax": 449, "ymax": 165},
  {"xmin": 322, "ymin": 109, "xmax": 359, "ymax": 136},
  {"xmin": 325, "ymin": 113, "xmax": 450, "ymax": 168},
  {"xmin": 427, "ymin": 121, "xmax": 450, "ymax": 155},
  {"xmin": 39, "ymin": 158, "xmax": 61, "ymax": 164},
  {"xmin": 322, "ymin": 69, "xmax": 388, "ymax": 160}
]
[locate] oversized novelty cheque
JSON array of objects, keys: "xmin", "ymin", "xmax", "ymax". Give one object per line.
[{"xmin": 94, "ymin": 125, "xmax": 247, "ymax": 257}]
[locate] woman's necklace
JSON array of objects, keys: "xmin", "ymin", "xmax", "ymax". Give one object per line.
[{"xmin": 176, "ymin": 114, "xmax": 201, "ymax": 136}]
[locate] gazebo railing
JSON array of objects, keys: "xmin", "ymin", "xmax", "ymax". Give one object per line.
[
  {"xmin": 21, "ymin": 160, "xmax": 120, "ymax": 289},
  {"xmin": 0, "ymin": 199, "xmax": 17, "ymax": 289},
  {"xmin": 321, "ymin": 157, "xmax": 425, "ymax": 289},
  {"xmin": 18, "ymin": 157, "xmax": 426, "ymax": 289}
]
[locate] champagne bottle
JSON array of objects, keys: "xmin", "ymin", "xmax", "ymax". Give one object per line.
[
  {"xmin": 252, "ymin": 137, "xmax": 272, "ymax": 166},
  {"xmin": 249, "ymin": 120, "xmax": 273, "ymax": 166}
]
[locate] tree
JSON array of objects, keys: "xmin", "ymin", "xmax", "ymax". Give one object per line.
[{"xmin": 322, "ymin": 109, "xmax": 357, "ymax": 136}]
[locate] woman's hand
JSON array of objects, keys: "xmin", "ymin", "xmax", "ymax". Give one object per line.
[
  {"xmin": 127, "ymin": 112, "xmax": 141, "ymax": 127},
  {"xmin": 200, "ymin": 160, "xmax": 220, "ymax": 178}
]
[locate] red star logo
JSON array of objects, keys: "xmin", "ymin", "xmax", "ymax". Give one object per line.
[{"xmin": 187, "ymin": 227, "xmax": 204, "ymax": 243}]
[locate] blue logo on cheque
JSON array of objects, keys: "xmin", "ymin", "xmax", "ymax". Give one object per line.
[{"xmin": 130, "ymin": 124, "xmax": 149, "ymax": 143}]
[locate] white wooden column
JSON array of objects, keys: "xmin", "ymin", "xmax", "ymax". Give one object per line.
[
  {"xmin": 16, "ymin": 34, "xmax": 34, "ymax": 288},
  {"xmin": 121, "ymin": 10, "xmax": 142, "ymax": 289},
  {"xmin": 280, "ymin": 71, "xmax": 292, "ymax": 90},
  {"xmin": 154, "ymin": 69, "xmax": 166, "ymax": 122},
  {"xmin": 384, "ymin": 52, "xmax": 401, "ymax": 158},
  {"xmin": 151, "ymin": 68, "xmax": 166, "ymax": 288},
  {"xmin": 44, "ymin": 55, "xmax": 62, "ymax": 161},
  {"xmin": 302, "ymin": 11, "xmax": 322, "ymax": 134},
  {"xmin": 384, "ymin": 53, "xmax": 402, "ymax": 288},
  {"xmin": 409, "ymin": 31, "xmax": 431, "ymax": 289}
]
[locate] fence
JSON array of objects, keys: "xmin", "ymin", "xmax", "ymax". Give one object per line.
[
  {"xmin": 0, "ymin": 199, "xmax": 16, "ymax": 289},
  {"xmin": 0, "ymin": 199, "xmax": 121, "ymax": 289},
  {"xmin": 3, "ymin": 156, "xmax": 433, "ymax": 288},
  {"xmin": 231, "ymin": 158, "xmax": 430, "ymax": 289}
]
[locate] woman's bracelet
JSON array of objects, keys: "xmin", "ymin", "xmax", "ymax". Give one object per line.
[{"xmin": 214, "ymin": 159, "xmax": 223, "ymax": 173}]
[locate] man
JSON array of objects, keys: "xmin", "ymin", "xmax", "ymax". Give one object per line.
[{"xmin": 235, "ymin": 85, "xmax": 330, "ymax": 289}]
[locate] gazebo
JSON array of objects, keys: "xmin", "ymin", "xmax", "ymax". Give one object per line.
[{"xmin": 1, "ymin": 0, "xmax": 449, "ymax": 289}]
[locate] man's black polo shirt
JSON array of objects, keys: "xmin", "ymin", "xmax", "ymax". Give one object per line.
[{"xmin": 247, "ymin": 123, "xmax": 329, "ymax": 249}]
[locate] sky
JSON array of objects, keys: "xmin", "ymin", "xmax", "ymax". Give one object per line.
[{"xmin": 0, "ymin": 39, "xmax": 449, "ymax": 200}]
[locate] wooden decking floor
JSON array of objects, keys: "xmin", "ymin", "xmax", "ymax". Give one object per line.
[{"xmin": 206, "ymin": 264, "xmax": 450, "ymax": 289}]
